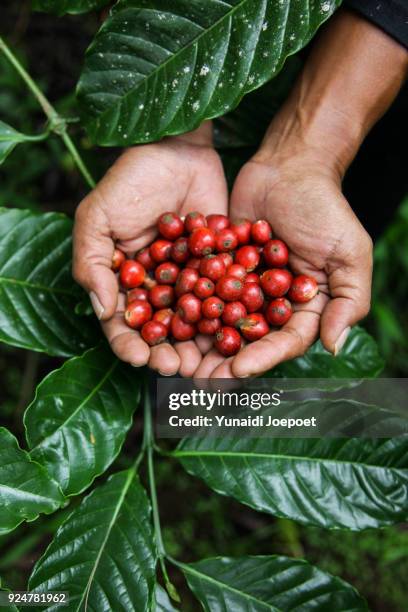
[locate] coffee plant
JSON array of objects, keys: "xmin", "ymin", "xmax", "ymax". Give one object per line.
[{"xmin": 0, "ymin": 1, "xmax": 406, "ymax": 610}]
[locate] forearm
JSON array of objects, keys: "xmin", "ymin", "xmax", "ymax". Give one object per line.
[{"xmin": 259, "ymin": 8, "xmax": 408, "ymax": 177}]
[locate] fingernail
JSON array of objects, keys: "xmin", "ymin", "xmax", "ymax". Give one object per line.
[
  {"xmin": 158, "ymin": 370, "xmax": 173, "ymax": 377},
  {"xmin": 131, "ymin": 363, "xmax": 142, "ymax": 368},
  {"xmin": 334, "ymin": 327, "xmax": 351, "ymax": 356},
  {"xmin": 236, "ymin": 374, "xmax": 251, "ymax": 379},
  {"xmin": 90, "ymin": 292, "xmax": 104, "ymax": 320}
]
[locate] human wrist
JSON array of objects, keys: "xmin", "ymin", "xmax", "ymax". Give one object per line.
[
  {"xmin": 172, "ymin": 120, "xmax": 214, "ymax": 147},
  {"xmin": 257, "ymin": 8, "xmax": 408, "ymax": 179}
]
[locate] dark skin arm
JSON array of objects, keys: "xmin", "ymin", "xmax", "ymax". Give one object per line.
[{"xmin": 196, "ymin": 8, "xmax": 408, "ymax": 378}]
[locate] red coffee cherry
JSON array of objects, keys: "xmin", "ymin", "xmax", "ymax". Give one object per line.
[
  {"xmin": 124, "ymin": 299, "xmax": 152, "ymax": 329},
  {"xmin": 240, "ymin": 313, "xmax": 269, "ymax": 341},
  {"xmin": 155, "ymin": 262, "xmax": 180, "ymax": 284},
  {"xmin": 170, "ymin": 312, "xmax": 196, "ymax": 341},
  {"xmin": 175, "ymin": 268, "xmax": 199, "ymax": 296},
  {"xmin": 158, "ymin": 211, "xmax": 184, "ymax": 240},
  {"xmin": 266, "ymin": 298, "xmax": 293, "ymax": 326},
  {"xmin": 218, "ymin": 252, "xmax": 234, "ymax": 269},
  {"xmin": 135, "ymin": 247, "xmax": 156, "ymax": 271},
  {"xmin": 244, "ymin": 272, "xmax": 260, "ymax": 285},
  {"xmin": 119, "ymin": 260, "xmax": 146, "ymax": 289},
  {"xmin": 197, "ymin": 317, "xmax": 222, "ymax": 335},
  {"xmin": 185, "ymin": 257, "xmax": 201, "ymax": 270},
  {"xmin": 185, "ymin": 211, "xmax": 207, "ymax": 233},
  {"xmin": 127, "ymin": 288, "xmax": 148, "ymax": 304},
  {"xmin": 227, "ymin": 264, "xmax": 247, "ymax": 281},
  {"xmin": 202, "ymin": 296, "xmax": 225, "ymax": 318},
  {"xmin": 241, "ymin": 282, "xmax": 264, "ymax": 313},
  {"xmin": 143, "ymin": 274, "xmax": 157, "ymax": 290},
  {"xmin": 177, "ymin": 293, "xmax": 202, "ymax": 323},
  {"xmin": 215, "ymin": 228, "xmax": 238, "ymax": 252},
  {"xmin": 214, "ymin": 326, "xmax": 242, "ymax": 356},
  {"xmin": 206, "ymin": 214, "xmax": 229, "ymax": 232},
  {"xmin": 230, "ymin": 218, "xmax": 252, "ymax": 245},
  {"xmin": 171, "ymin": 237, "xmax": 189, "ymax": 264},
  {"xmin": 222, "ymin": 301, "xmax": 247, "ymax": 327},
  {"xmin": 260, "ymin": 269, "xmax": 292, "ymax": 297},
  {"xmin": 150, "ymin": 239, "xmax": 172, "ymax": 263},
  {"xmin": 215, "ymin": 276, "xmax": 243, "ymax": 301},
  {"xmin": 263, "ymin": 239, "xmax": 289, "ymax": 267},
  {"xmin": 112, "ymin": 248, "xmax": 126, "ymax": 272},
  {"xmin": 188, "ymin": 227, "xmax": 216, "ymax": 256},
  {"xmin": 193, "ymin": 277, "xmax": 215, "ymax": 299},
  {"xmin": 149, "ymin": 285, "xmax": 175, "ymax": 308},
  {"xmin": 153, "ymin": 308, "xmax": 174, "ymax": 329},
  {"xmin": 251, "ymin": 219, "xmax": 272, "ymax": 245},
  {"xmin": 199, "ymin": 254, "xmax": 226, "ymax": 282},
  {"xmin": 141, "ymin": 320, "xmax": 168, "ymax": 346},
  {"xmin": 288, "ymin": 275, "xmax": 318, "ymax": 303},
  {"xmin": 235, "ymin": 245, "xmax": 260, "ymax": 271}
]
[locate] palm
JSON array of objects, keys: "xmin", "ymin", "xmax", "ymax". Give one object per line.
[
  {"xmin": 193, "ymin": 156, "xmax": 368, "ymax": 379},
  {"xmin": 74, "ymin": 138, "xmax": 228, "ymax": 376}
]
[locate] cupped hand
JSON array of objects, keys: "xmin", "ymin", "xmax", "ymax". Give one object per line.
[
  {"xmin": 194, "ymin": 150, "xmax": 373, "ymax": 379},
  {"xmin": 73, "ymin": 124, "xmax": 228, "ymax": 376}
]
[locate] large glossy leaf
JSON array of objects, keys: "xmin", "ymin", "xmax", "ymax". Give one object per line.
[
  {"xmin": 29, "ymin": 470, "xmax": 157, "ymax": 611},
  {"xmin": 154, "ymin": 585, "xmax": 179, "ymax": 612},
  {"xmin": 175, "ymin": 438, "xmax": 408, "ymax": 530},
  {"xmin": 25, "ymin": 346, "xmax": 141, "ymax": 496},
  {"xmin": 0, "ymin": 121, "xmax": 44, "ymax": 165},
  {"xmin": 33, "ymin": 0, "xmax": 110, "ymax": 16},
  {"xmin": 0, "ymin": 208, "xmax": 98, "ymax": 356},
  {"xmin": 181, "ymin": 556, "xmax": 367, "ymax": 611},
  {"xmin": 270, "ymin": 326, "xmax": 384, "ymax": 379},
  {"xmin": 0, "ymin": 428, "xmax": 64, "ymax": 536},
  {"xmin": 77, "ymin": 0, "xmax": 341, "ymax": 145},
  {"xmin": 214, "ymin": 55, "xmax": 302, "ymax": 149}
]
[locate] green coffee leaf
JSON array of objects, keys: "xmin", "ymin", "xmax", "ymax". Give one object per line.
[
  {"xmin": 0, "ymin": 208, "xmax": 98, "ymax": 356},
  {"xmin": 32, "ymin": 0, "xmax": 110, "ymax": 16},
  {"xmin": 25, "ymin": 346, "xmax": 141, "ymax": 496},
  {"xmin": 176, "ymin": 438, "xmax": 408, "ymax": 530},
  {"xmin": 154, "ymin": 585, "xmax": 179, "ymax": 612},
  {"xmin": 271, "ymin": 325, "xmax": 384, "ymax": 378},
  {"xmin": 0, "ymin": 428, "xmax": 64, "ymax": 535},
  {"xmin": 0, "ymin": 121, "xmax": 47, "ymax": 165},
  {"xmin": 29, "ymin": 471, "xmax": 157, "ymax": 611},
  {"xmin": 181, "ymin": 556, "xmax": 367, "ymax": 611},
  {"xmin": 77, "ymin": 0, "xmax": 341, "ymax": 145},
  {"xmin": 214, "ymin": 55, "xmax": 303, "ymax": 149}
]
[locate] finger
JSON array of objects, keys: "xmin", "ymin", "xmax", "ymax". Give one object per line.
[
  {"xmin": 209, "ymin": 357, "xmax": 236, "ymax": 379},
  {"xmin": 231, "ymin": 309, "xmax": 320, "ymax": 378},
  {"xmin": 193, "ymin": 349, "xmax": 225, "ymax": 380},
  {"xmin": 102, "ymin": 310, "xmax": 150, "ymax": 367},
  {"xmin": 73, "ymin": 196, "xmax": 118, "ymax": 320},
  {"xmin": 149, "ymin": 343, "xmax": 180, "ymax": 376},
  {"xmin": 321, "ymin": 238, "xmax": 373, "ymax": 355},
  {"xmin": 174, "ymin": 341, "xmax": 203, "ymax": 377},
  {"xmin": 194, "ymin": 334, "xmax": 214, "ymax": 355}
]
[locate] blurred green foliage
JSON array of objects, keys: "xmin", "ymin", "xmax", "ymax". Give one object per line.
[
  {"xmin": 370, "ymin": 196, "xmax": 408, "ymax": 375},
  {"xmin": 0, "ymin": 5, "xmax": 407, "ymax": 611}
]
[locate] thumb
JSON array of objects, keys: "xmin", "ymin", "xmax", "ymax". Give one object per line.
[
  {"xmin": 72, "ymin": 199, "xmax": 118, "ymax": 320},
  {"xmin": 320, "ymin": 240, "xmax": 373, "ymax": 355}
]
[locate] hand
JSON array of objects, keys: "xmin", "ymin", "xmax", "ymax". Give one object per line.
[
  {"xmin": 193, "ymin": 149, "xmax": 373, "ymax": 379},
  {"xmin": 73, "ymin": 123, "xmax": 228, "ymax": 376}
]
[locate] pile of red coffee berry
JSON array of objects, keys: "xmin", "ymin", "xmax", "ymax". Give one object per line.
[{"xmin": 111, "ymin": 212, "xmax": 318, "ymax": 357}]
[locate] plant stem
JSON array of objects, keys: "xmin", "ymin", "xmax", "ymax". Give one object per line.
[
  {"xmin": 0, "ymin": 35, "xmax": 96, "ymax": 189},
  {"xmin": 144, "ymin": 379, "xmax": 180, "ymax": 603}
]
